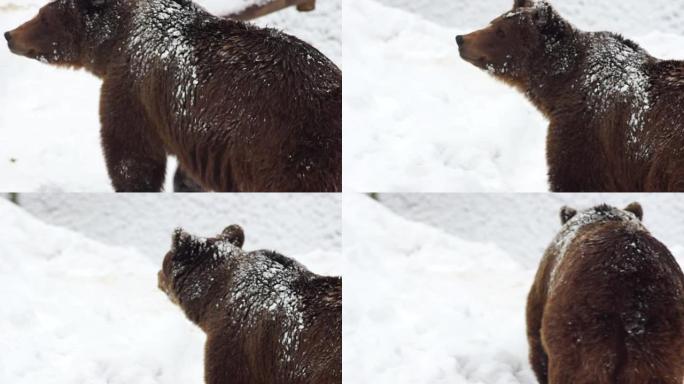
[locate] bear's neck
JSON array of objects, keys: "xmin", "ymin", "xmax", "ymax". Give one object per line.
[
  {"xmin": 522, "ymin": 30, "xmax": 584, "ymax": 118},
  {"xmin": 175, "ymin": 258, "xmax": 226, "ymax": 329},
  {"xmin": 79, "ymin": 4, "xmax": 133, "ymax": 77}
]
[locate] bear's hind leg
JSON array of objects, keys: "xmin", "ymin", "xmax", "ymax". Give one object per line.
[
  {"xmin": 173, "ymin": 165, "xmax": 205, "ymax": 192},
  {"xmin": 528, "ymin": 336, "xmax": 548, "ymax": 384},
  {"xmin": 526, "ymin": 298, "xmax": 548, "ymax": 382}
]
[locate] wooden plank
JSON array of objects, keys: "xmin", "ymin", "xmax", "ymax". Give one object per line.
[{"xmin": 228, "ymin": 0, "xmax": 317, "ymax": 21}]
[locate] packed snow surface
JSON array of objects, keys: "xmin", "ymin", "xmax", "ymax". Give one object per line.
[
  {"xmin": 343, "ymin": 194, "xmax": 684, "ymax": 383},
  {"xmin": 0, "ymin": 197, "xmax": 339, "ymax": 383},
  {"xmin": 344, "ymin": 0, "xmax": 684, "ymax": 192},
  {"xmin": 0, "ymin": 0, "xmax": 339, "ymax": 192},
  {"xmin": 18, "ymin": 193, "xmax": 341, "ymax": 266}
]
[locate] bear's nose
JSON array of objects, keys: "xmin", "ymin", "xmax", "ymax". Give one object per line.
[
  {"xmin": 455, "ymin": 35, "xmax": 464, "ymax": 46},
  {"xmin": 4, "ymin": 31, "xmax": 11, "ymax": 43}
]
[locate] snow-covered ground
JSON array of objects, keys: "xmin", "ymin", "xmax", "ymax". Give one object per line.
[
  {"xmin": 376, "ymin": 0, "xmax": 684, "ymax": 36},
  {"xmin": 343, "ymin": 193, "xmax": 684, "ymax": 383},
  {"xmin": 0, "ymin": 195, "xmax": 340, "ymax": 383},
  {"xmin": 378, "ymin": 193, "xmax": 684, "ymax": 269},
  {"xmin": 343, "ymin": 0, "xmax": 684, "ymax": 192},
  {"xmin": 0, "ymin": 0, "xmax": 340, "ymax": 192}
]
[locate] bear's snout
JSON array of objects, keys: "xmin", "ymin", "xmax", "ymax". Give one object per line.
[
  {"xmin": 455, "ymin": 35, "xmax": 464, "ymax": 46},
  {"xmin": 4, "ymin": 28, "xmax": 27, "ymax": 55},
  {"xmin": 157, "ymin": 270, "xmax": 168, "ymax": 293}
]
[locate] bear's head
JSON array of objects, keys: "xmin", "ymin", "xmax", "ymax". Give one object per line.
[
  {"xmin": 455, "ymin": 0, "xmax": 572, "ymax": 86},
  {"xmin": 549, "ymin": 203, "xmax": 646, "ymax": 261},
  {"xmin": 4, "ymin": 0, "xmax": 125, "ymax": 71},
  {"xmin": 559, "ymin": 202, "xmax": 644, "ymax": 227},
  {"xmin": 157, "ymin": 224, "xmax": 245, "ymax": 306}
]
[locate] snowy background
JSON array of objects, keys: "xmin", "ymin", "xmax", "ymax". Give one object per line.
[
  {"xmin": 0, "ymin": 0, "xmax": 340, "ymax": 192},
  {"xmin": 0, "ymin": 194, "xmax": 340, "ymax": 384},
  {"xmin": 343, "ymin": 0, "xmax": 684, "ymax": 192},
  {"xmin": 343, "ymin": 193, "xmax": 684, "ymax": 383}
]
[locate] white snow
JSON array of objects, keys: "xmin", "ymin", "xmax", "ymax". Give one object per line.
[
  {"xmin": 344, "ymin": 0, "xmax": 684, "ymax": 192},
  {"xmin": 0, "ymin": 200, "xmax": 205, "ymax": 383},
  {"xmin": 0, "ymin": 196, "xmax": 340, "ymax": 383},
  {"xmin": 343, "ymin": 194, "xmax": 536, "ymax": 383},
  {"xmin": 343, "ymin": 194, "xmax": 684, "ymax": 383},
  {"xmin": 0, "ymin": 0, "xmax": 340, "ymax": 192}
]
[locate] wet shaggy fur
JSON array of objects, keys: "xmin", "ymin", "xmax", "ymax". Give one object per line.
[
  {"xmin": 158, "ymin": 225, "xmax": 342, "ymax": 384},
  {"xmin": 527, "ymin": 203, "xmax": 684, "ymax": 383},
  {"xmin": 457, "ymin": 0, "xmax": 684, "ymax": 192},
  {"xmin": 5, "ymin": 0, "xmax": 341, "ymax": 192}
]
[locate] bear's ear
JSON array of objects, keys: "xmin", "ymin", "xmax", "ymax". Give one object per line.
[
  {"xmin": 220, "ymin": 224, "xmax": 245, "ymax": 248},
  {"xmin": 560, "ymin": 206, "xmax": 577, "ymax": 224},
  {"xmin": 533, "ymin": 2, "xmax": 567, "ymax": 37},
  {"xmin": 513, "ymin": 0, "xmax": 535, "ymax": 8},
  {"xmin": 171, "ymin": 228, "xmax": 201, "ymax": 261},
  {"xmin": 533, "ymin": 2, "xmax": 554, "ymax": 26},
  {"xmin": 624, "ymin": 202, "xmax": 643, "ymax": 221}
]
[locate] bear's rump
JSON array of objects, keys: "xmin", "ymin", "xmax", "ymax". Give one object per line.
[{"xmin": 541, "ymin": 230, "xmax": 684, "ymax": 381}]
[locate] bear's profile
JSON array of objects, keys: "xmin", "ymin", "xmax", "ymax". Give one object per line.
[
  {"xmin": 527, "ymin": 203, "xmax": 684, "ymax": 383},
  {"xmin": 5, "ymin": 0, "xmax": 341, "ymax": 192},
  {"xmin": 158, "ymin": 225, "xmax": 342, "ymax": 384},
  {"xmin": 457, "ymin": 0, "xmax": 684, "ymax": 192}
]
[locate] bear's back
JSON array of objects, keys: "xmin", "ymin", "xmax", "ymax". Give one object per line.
[{"xmin": 120, "ymin": 0, "xmax": 341, "ymax": 192}]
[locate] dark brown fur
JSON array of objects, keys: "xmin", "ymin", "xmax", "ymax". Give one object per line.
[
  {"xmin": 5, "ymin": 0, "xmax": 341, "ymax": 192},
  {"xmin": 527, "ymin": 203, "xmax": 684, "ymax": 383},
  {"xmin": 158, "ymin": 225, "xmax": 342, "ymax": 384},
  {"xmin": 457, "ymin": 0, "xmax": 684, "ymax": 192}
]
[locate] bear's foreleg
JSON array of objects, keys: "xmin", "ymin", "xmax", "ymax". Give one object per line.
[
  {"xmin": 204, "ymin": 335, "xmax": 248, "ymax": 384},
  {"xmin": 100, "ymin": 79, "xmax": 167, "ymax": 192}
]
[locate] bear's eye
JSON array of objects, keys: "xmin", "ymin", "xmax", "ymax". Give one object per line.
[{"xmin": 496, "ymin": 28, "xmax": 506, "ymax": 38}]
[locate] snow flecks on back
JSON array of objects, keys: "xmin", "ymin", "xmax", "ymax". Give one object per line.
[
  {"xmin": 579, "ymin": 33, "xmax": 653, "ymax": 159},
  {"xmin": 127, "ymin": 0, "xmax": 202, "ymax": 119},
  {"xmin": 549, "ymin": 205, "xmax": 645, "ymax": 287},
  {"xmin": 227, "ymin": 250, "xmax": 310, "ymax": 371}
]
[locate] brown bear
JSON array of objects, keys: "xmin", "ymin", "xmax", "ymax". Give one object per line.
[
  {"xmin": 527, "ymin": 203, "xmax": 684, "ymax": 383},
  {"xmin": 4, "ymin": 0, "xmax": 341, "ymax": 192},
  {"xmin": 457, "ymin": 0, "xmax": 684, "ymax": 192},
  {"xmin": 157, "ymin": 225, "xmax": 342, "ymax": 384}
]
